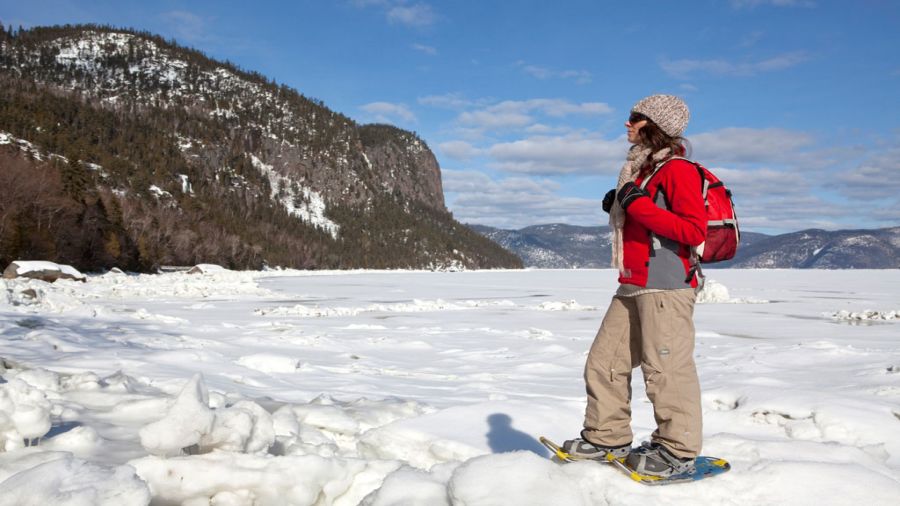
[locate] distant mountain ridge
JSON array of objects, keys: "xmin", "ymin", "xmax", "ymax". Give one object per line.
[
  {"xmin": 471, "ymin": 224, "xmax": 900, "ymax": 269},
  {"xmin": 469, "ymin": 224, "xmax": 612, "ymax": 268},
  {"xmin": 716, "ymin": 227, "xmax": 900, "ymax": 269}
]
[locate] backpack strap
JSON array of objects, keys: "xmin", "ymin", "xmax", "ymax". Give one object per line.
[
  {"xmin": 639, "ymin": 156, "xmax": 700, "ymax": 190},
  {"xmin": 689, "ymin": 263, "xmax": 705, "ymax": 292},
  {"xmin": 638, "ymin": 158, "xmax": 668, "ymax": 190}
]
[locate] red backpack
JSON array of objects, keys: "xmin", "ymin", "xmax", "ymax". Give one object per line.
[{"xmin": 642, "ymin": 157, "xmax": 740, "ymax": 263}]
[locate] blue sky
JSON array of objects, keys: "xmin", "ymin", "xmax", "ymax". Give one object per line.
[{"xmin": 3, "ymin": 0, "xmax": 899, "ymax": 234}]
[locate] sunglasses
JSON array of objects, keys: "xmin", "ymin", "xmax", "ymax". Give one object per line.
[{"xmin": 628, "ymin": 112, "xmax": 649, "ymax": 124}]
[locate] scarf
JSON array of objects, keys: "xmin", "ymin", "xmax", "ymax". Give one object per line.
[{"xmin": 609, "ymin": 145, "xmax": 672, "ymax": 274}]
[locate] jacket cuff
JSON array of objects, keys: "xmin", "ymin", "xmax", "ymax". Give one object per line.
[{"xmin": 624, "ymin": 195, "xmax": 653, "ymax": 215}]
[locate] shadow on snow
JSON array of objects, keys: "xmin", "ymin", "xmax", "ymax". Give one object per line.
[{"xmin": 485, "ymin": 413, "xmax": 548, "ymax": 458}]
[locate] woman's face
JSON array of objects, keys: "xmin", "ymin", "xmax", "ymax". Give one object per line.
[{"xmin": 625, "ymin": 115, "xmax": 648, "ymax": 144}]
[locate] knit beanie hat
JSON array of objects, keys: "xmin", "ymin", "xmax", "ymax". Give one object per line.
[{"xmin": 631, "ymin": 94, "xmax": 690, "ymax": 138}]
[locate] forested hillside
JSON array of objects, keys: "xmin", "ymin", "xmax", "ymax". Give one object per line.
[{"xmin": 0, "ymin": 24, "xmax": 521, "ymax": 271}]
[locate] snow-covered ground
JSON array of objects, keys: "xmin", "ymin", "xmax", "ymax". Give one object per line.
[{"xmin": 0, "ymin": 268, "xmax": 898, "ymax": 505}]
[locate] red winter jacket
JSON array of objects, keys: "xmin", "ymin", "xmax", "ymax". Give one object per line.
[{"xmin": 619, "ymin": 158, "xmax": 707, "ymax": 289}]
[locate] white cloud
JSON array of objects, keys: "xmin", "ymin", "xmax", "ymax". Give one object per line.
[
  {"xmin": 352, "ymin": 1, "xmax": 437, "ymax": 28},
  {"xmin": 443, "ymin": 170, "xmax": 555, "ymax": 194},
  {"xmin": 520, "ymin": 65, "xmax": 552, "ymax": 79},
  {"xmin": 832, "ymin": 143, "xmax": 900, "ymax": 199},
  {"xmin": 456, "ymin": 99, "xmax": 613, "ymax": 132},
  {"xmin": 451, "ymin": 126, "xmax": 493, "ymax": 143},
  {"xmin": 360, "ymin": 101, "xmax": 417, "ymax": 124},
  {"xmin": 872, "ymin": 203, "xmax": 900, "ymax": 222},
  {"xmin": 539, "ymin": 100, "xmax": 613, "ymax": 117},
  {"xmin": 487, "ymin": 133, "xmax": 628, "ymax": 175},
  {"xmin": 458, "ymin": 108, "xmax": 533, "ymax": 130},
  {"xmin": 687, "ymin": 128, "xmax": 872, "ymax": 231},
  {"xmin": 434, "ymin": 98, "xmax": 624, "ymax": 176},
  {"xmin": 411, "ymin": 43, "xmax": 437, "ymax": 55},
  {"xmin": 691, "ymin": 127, "xmax": 816, "ymax": 165},
  {"xmin": 484, "ymin": 99, "xmax": 612, "ymax": 118},
  {"xmin": 451, "ymin": 144, "xmax": 850, "ymax": 233},
  {"xmin": 442, "ymin": 170, "xmax": 603, "ymax": 229},
  {"xmin": 692, "ymin": 164, "xmax": 851, "ymax": 232},
  {"xmin": 691, "ymin": 133, "xmax": 900, "ymax": 233},
  {"xmin": 438, "ymin": 141, "xmax": 482, "ymax": 160},
  {"xmin": 387, "ymin": 3, "xmax": 436, "ymax": 27},
  {"xmin": 660, "ymin": 51, "xmax": 809, "ymax": 79},
  {"xmin": 418, "ymin": 93, "xmax": 485, "ymax": 110},
  {"xmin": 738, "ymin": 195, "xmax": 848, "ymax": 231},
  {"xmin": 738, "ymin": 214, "xmax": 843, "ymax": 233},
  {"xmin": 440, "ymin": 128, "xmax": 894, "ymax": 233},
  {"xmin": 518, "ymin": 62, "xmax": 592, "ymax": 85},
  {"xmin": 710, "ymin": 166, "xmax": 807, "ymax": 199},
  {"xmin": 524, "ymin": 124, "xmax": 572, "ymax": 135},
  {"xmin": 426, "ymin": 87, "xmax": 890, "ymax": 233},
  {"xmin": 835, "ymin": 164, "xmax": 897, "ymax": 195}
]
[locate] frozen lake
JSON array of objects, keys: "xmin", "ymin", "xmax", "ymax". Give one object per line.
[{"xmin": 0, "ymin": 268, "xmax": 898, "ymax": 504}]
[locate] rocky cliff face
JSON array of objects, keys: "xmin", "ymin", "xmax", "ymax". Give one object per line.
[{"xmin": 359, "ymin": 124, "xmax": 445, "ymax": 211}]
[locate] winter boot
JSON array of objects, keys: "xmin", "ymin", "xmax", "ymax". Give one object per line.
[
  {"xmin": 561, "ymin": 436, "xmax": 631, "ymax": 461},
  {"xmin": 624, "ymin": 441, "xmax": 696, "ymax": 477}
]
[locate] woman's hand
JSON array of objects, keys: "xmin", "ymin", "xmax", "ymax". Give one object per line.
[
  {"xmin": 617, "ymin": 182, "xmax": 649, "ymax": 210},
  {"xmin": 602, "ymin": 189, "xmax": 616, "ymax": 213}
]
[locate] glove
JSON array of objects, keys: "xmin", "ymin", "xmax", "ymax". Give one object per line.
[
  {"xmin": 602, "ymin": 189, "xmax": 616, "ymax": 213},
  {"xmin": 616, "ymin": 182, "xmax": 649, "ymax": 210}
]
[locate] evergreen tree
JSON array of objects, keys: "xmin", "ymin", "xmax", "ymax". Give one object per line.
[{"xmin": 61, "ymin": 150, "xmax": 90, "ymax": 202}]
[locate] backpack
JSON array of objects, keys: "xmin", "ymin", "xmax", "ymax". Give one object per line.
[{"xmin": 641, "ymin": 157, "xmax": 740, "ymax": 264}]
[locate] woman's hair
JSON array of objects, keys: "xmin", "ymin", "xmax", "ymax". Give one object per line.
[{"xmin": 638, "ymin": 117, "xmax": 692, "ymax": 158}]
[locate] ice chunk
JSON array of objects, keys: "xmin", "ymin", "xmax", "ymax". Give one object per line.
[
  {"xmin": 361, "ymin": 465, "xmax": 452, "ymax": 506},
  {"xmin": 697, "ymin": 278, "xmax": 731, "ymax": 303},
  {"xmin": 130, "ymin": 452, "xmax": 397, "ymax": 506},
  {"xmin": 0, "ymin": 378, "xmax": 53, "ymax": 449},
  {"xmin": 139, "ymin": 374, "xmax": 214, "ymax": 456},
  {"xmin": 199, "ymin": 400, "xmax": 274, "ymax": 454},
  {"xmin": 0, "ymin": 454, "xmax": 150, "ymax": 506},
  {"xmin": 448, "ymin": 452, "xmax": 587, "ymax": 505}
]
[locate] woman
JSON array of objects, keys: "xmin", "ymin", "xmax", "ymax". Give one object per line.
[{"xmin": 562, "ymin": 94, "xmax": 706, "ymax": 477}]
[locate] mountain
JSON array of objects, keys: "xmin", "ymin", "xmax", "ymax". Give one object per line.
[
  {"xmin": 469, "ymin": 224, "xmax": 612, "ymax": 268},
  {"xmin": 0, "ymin": 24, "xmax": 521, "ymax": 272},
  {"xmin": 472, "ymin": 223, "xmax": 900, "ymax": 269},
  {"xmin": 716, "ymin": 227, "xmax": 900, "ymax": 269}
]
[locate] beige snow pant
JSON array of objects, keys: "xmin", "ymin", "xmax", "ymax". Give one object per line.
[{"xmin": 582, "ymin": 289, "xmax": 702, "ymax": 459}]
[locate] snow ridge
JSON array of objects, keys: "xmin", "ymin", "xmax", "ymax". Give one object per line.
[{"xmin": 250, "ymin": 155, "xmax": 339, "ymax": 239}]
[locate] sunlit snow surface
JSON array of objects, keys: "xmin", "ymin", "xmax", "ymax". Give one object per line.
[{"xmin": 1, "ymin": 269, "xmax": 898, "ymax": 505}]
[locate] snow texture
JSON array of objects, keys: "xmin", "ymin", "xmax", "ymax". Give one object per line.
[
  {"xmin": 0, "ymin": 268, "xmax": 898, "ymax": 505},
  {"xmin": 828, "ymin": 309, "xmax": 899, "ymax": 321},
  {"xmin": 250, "ymin": 155, "xmax": 340, "ymax": 239}
]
